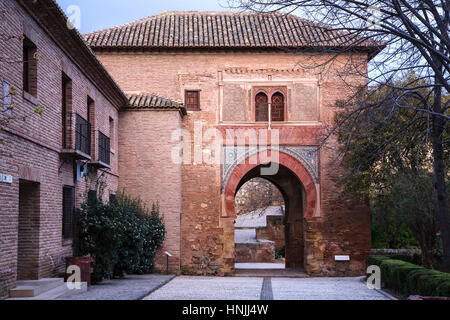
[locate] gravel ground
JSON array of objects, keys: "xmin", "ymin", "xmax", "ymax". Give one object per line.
[
  {"xmin": 143, "ymin": 276, "xmax": 392, "ymax": 300},
  {"xmin": 271, "ymin": 277, "xmax": 391, "ymax": 300},
  {"xmin": 144, "ymin": 276, "xmax": 263, "ymax": 300}
]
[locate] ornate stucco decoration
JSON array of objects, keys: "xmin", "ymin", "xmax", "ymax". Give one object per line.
[
  {"xmin": 222, "ymin": 146, "xmax": 319, "ymax": 192},
  {"xmin": 223, "ymin": 67, "xmax": 305, "ymax": 75}
]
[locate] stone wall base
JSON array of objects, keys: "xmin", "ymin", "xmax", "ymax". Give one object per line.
[{"xmin": 235, "ymin": 242, "xmax": 275, "ymax": 263}]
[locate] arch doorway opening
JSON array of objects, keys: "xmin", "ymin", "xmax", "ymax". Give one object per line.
[{"xmin": 232, "ymin": 163, "xmax": 306, "ymax": 272}]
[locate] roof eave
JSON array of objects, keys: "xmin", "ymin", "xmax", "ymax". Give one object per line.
[
  {"xmin": 18, "ymin": 0, "xmax": 128, "ymax": 109},
  {"xmin": 122, "ymin": 106, "xmax": 187, "ymax": 116}
]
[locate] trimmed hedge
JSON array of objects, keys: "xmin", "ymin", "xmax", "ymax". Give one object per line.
[{"xmin": 368, "ymin": 255, "xmax": 450, "ymax": 297}]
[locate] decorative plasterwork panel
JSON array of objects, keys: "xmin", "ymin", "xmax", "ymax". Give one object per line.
[
  {"xmin": 223, "ymin": 67, "xmax": 305, "ymax": 75},
  {"xmin": 222, "ymin": 146, "xmax": 319, "ymax": 192}
]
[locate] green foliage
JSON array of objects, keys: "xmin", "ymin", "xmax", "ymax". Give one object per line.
[
  {"xmin": 74, "ymin": 191, "xmax": 166, "ymax": 284},
  {"xmin": 387, "ymin": 251, "xmax": 443, "ymax": 270},
  {"xmin": 275, "ymin": 247, "xmax": 285, "ymax": 259},
  {"xmin": 113, "ymin": 193, "xmax": 166, "ymax": 277},
  {"xmin": 371, "ymin": 224, "xmax": 417, "ymax": 249},
  {"xmin": 387, "ymin": 254, "xmax": 422, "ymax": 266},
  {"xmin": 334, "ymin": 75, "xmax": 448, "ymax": 266},
  {"xmin": 34, "ymin": 104, "xmax": 44, "ymax": 116},
  {"xmin": 368, "ymin": 256, "xmax": 450, "ymax": 297}
]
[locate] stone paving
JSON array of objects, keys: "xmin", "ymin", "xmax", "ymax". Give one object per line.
[
  {"xmin": 144, "ymin": 277, "xmax": 263, "ymax": 300},
  {"xmin": 143, "ymin": 276, "xmax": 393, "ymax": 300},
  {"xmin": 271, "ymin": 277, "xmax": 390, "ymax": 300},
  {"xmin": 59, "ymin": 274, "xmax": 175, "ymax": 300}
]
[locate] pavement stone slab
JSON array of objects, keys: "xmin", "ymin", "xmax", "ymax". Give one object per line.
[
  {"xmin": 271, "ymin": 277, "xmax": 390, "ymax": 300},
  {"xmin": 59, "ymin": 274, "xmax": 175, "ymax": 300},
  {"xmin": 144, "ymin": 276, "xmax": 263, "ymax": 300},
  {"xmin": 144, "ymin": 276, "xmax": 390, "ymax": 300}
]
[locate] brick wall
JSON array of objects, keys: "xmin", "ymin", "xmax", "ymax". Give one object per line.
[
  {"xmin": 0, "ymin": 1, "xmax": 120, "ymax": 298},
  {"xmin": 256, "ymin": 216, "xmax": 285, "ymax": 251},
  {"xmin": 118, "ymin": 109, "xmax": 182, "ymax": 272},
  {"xmin": 235, "ymin": 242, "xmax": 275, "ymax": 263},
  {"xmin": 17, "ymin": 181, "xmax": 40, "ymax": 280}
]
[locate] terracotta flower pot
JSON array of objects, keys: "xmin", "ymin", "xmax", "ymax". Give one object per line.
[{"xmin": 66, "ymin": 256, "xmax": 94, "ymax": 286}]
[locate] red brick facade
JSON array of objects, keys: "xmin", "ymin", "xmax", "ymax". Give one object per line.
[
  {"xmin": 118, "ymin": 109, "xmax": 183, "ymax": 272},
  {"xmin": 0, "ymin": 7, "xmax": 377, "ymax": 299},
  {"xmin": 0, "ymin": 0, "xmax": 126, "ymax": 299}
]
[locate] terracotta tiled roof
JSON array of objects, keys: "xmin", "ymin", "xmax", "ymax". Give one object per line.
[
  {"xmin": 126, "ymin": 93, "xmax": 186, "ymax": 114},
  {"xmin": 84, "ymin": 11, "xmax": 382, "ymax": 52}
]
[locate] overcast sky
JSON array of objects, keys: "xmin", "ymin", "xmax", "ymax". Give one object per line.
[{"xmin": 55, "ymin": 0, "xmax": 239, "ymax": 34}]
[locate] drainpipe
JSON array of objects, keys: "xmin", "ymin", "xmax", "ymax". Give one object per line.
[{"xmin": 268, "ymin": 102, "xmax": 272, "ymax": 131}]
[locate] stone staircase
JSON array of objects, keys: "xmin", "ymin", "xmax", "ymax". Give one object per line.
[{"xmin": 8, "ymin": 278, "xmax": 87, "ymax": 300}]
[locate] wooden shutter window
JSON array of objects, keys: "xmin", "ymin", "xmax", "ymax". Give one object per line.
[
  {"xmin": 185, "ymin": 90, "xmax": 200, "ymax": 110},
  {"xmin": 62, "ymin": 186, "xmax": 75, "ymax": 239},
  {"xmin": 62, "ymin": 74, "xmax": 72, "ymax": 149},
  {"xmin": 23, "ymin": 37, "xmax": 37, "ymax": 97},
  {"xmin": 88, "ymin": 190, "xmax": 97, "ymax": 205},
  {"xmin": 271, "ymin": 92, "xmax": 285, "ymax": 121},
  {"xmin": 109, "ymin": 194, "xmax": 117, "ymax": 205},
  {"xmin": 255, "ymin": 92, "xmax": 269, "ymax": 122}
]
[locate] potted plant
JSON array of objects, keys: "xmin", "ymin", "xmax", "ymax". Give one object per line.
[{"xmin": 65, "ymin": 210, "xmax": 94, "ymax": 286}]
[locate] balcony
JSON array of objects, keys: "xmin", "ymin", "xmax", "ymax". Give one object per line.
[
  {"xmin": 61, "ymin": 113, "xmax": 92, "ymax": 160},
  {"xmin": 98, "ymin": 131, "xmax": 110, "ymax": 165},
  {"xmin": 90, "ymin": 131, "xmax": 110, "ymax": 169}
]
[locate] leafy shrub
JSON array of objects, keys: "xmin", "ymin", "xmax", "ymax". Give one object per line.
[
  {"xmin": 275, "ymin": 247, "xmax": 285, "ymax": 259},
  {"xmin": 74, "ymin": 192, "xmax": 165, "ymax": 284},
  {"xmin": 385, "ymin": 251, "xmax": 443, "ymax": 271},
  {"xmin": 368, "ymin": 256, "xmax": 450, "ymax": 297},
  {"xmin": 370, "ymin": 224, "xmax": 418, "ymax": 249},
  {"xmin": 113, "ymin": 193, "xmax": 165, "ymax": 277},
  {"xmin": 387, "ymin": 254, "xmax": 422, "ymax": 266}
]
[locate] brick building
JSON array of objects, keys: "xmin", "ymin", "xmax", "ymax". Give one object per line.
[
  {"xmin": 84, "ymin": 11, "xmax": 383, "ymax": 276},
  {"xmin": 0, "ymin": 3, "xmax": 385, "ymax": 298},
  {"xmin": 0, "ymin": 0, "xmax": 127, "ymax": 298}
]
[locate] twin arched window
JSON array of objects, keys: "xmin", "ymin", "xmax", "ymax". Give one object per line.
[{"xmin": 255, "ymin": 91, "xmax": 285, "ymax": 122}]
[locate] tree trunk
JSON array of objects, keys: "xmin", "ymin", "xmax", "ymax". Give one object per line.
[
  {"xmin": 431, "ymin": 85, "xmax": 450, "ymax": 272},
  {"xmin": 421, "ymin": 246, "xmax": 433, "ymax": 269},
  {"xmin": 418, "ymin": 228, "xmax": 433, "ymax": 269}
]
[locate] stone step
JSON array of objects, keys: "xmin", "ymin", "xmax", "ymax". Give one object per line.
[
  {"xmin": 9, "ymin": 278, "xmax": 64, "ymax": 298},
  {"xmin": 234, "ymin": 268, "xmax": 309, "ymax": 278},
  {"xmin": 8, "ymin": 282, "xmax": 87, "ymax": 300}
]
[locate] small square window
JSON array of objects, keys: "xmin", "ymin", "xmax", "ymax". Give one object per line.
[{"xmin": 185, "ymin": 90, "xmax": 200, "ymax": 111}]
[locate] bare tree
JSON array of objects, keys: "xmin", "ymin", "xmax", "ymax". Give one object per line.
[
  {"xmin": 229, "ymin": 0, "xmax": 449, "ymax": 271},
  {"xmin": 0, "ymin": 8, "xmax": 44, "ymax": 155},
  {"xmin": 235, "ymin": 178, "xmax": 284, "ymax": 215}
]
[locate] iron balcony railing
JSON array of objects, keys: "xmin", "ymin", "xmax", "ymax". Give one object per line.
[
  {"xmin": 75, "ymin": 114, "xmax": 91, "ymax": 156},
  {"xmin": 98, "ymin": 131, "xmax": 110, "ymax": 165}
]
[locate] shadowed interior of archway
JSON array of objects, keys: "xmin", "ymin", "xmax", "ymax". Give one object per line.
[{"xmin": 234, "ymin": 163, "xmax": 306, "ymax": 270}]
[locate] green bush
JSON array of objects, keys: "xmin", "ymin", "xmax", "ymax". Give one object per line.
[
  {"xmin": 384, "ymin": 251, "xmax": 443, "ymax": 270},
  {"xmin": 113, "ymin": 193, "xmax": 165, "ymax": 277},
  {"xmin": 386, "ymin": 254, "xmax": 422, "ymax": 265},
  {"xmin": 368, "ymin": 256, "xmax": 450, "ymax": 297},
  {"xmin": 74, "ymin": 192, "xmax": 165, "ymax": 284},
  {"xmin": 275, "ymin": 247, "xmax": 285, "ymax": 259}
]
